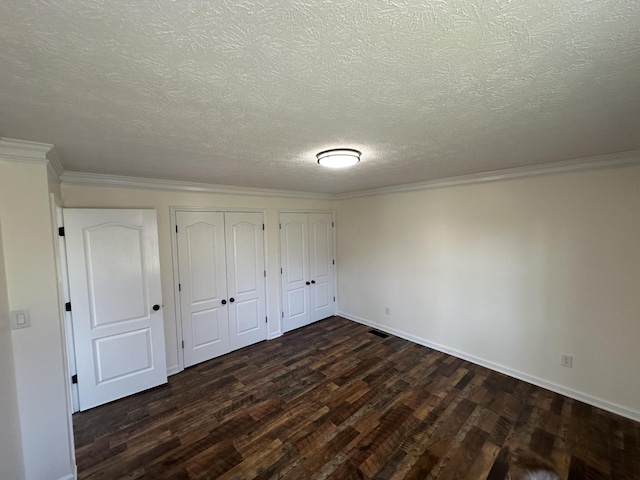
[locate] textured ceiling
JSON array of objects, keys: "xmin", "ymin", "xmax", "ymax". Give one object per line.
[{"xmin": 0, "ymin": 0, "xmax": 639, "ymax": 194}]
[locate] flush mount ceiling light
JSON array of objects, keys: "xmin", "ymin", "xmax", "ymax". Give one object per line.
[{"xmin": 316, "ymin": 148, "xmax": 361, "ymax": 168}]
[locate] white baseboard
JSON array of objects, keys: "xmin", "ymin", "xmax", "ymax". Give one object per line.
[{"xmin": 339, "ymin": 311, "xmax": 640, "ymax": 423}]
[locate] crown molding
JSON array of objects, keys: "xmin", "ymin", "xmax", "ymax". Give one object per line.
[
  {"xmin": 46, "ymin": 147, "xmax": 65, "ymax": 177},
  {"xmin": 5, "ymin": 135, "xmax": 639, "ymax": 199},
  {"xmin": 60, "ymin": 171, "xmax": 335, "ymax": 200},
  {"xmin": 0, "ymin": 137, "xmax": 54, "ymax": 163},
  {"xmin": 336, "ymin": 149, "xmax": 640, "ymax": 199},
  {"xmin": 0, "ymin": 137, "xmax": 64, "ymax": 179}
]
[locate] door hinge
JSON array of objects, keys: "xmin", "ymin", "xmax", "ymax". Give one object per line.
[
  {"xmin": 175, "ymin": 225, "xmax": 178, "ymax": 233},
  {"xmin": 58, "ymin": 227, "xmax": 65, "ymax": 237},
  {"xmin": 181, "ymin": 341, "xmax": 184, "ymax": 349},
  {"xmin": 332, "ymin": 222, "xmax": 334, "ymax": 227},
  {"xmin": 65, "ymin": 302, "xmax": 71, "ymax": 312},
  {"xmin": 333, "ymin": 259, "xmax": 335, "ymax": 265},
  {"xmin": 263, "ymin": 223, "xmax": 265, "ymax": 230},
  {"xmin": 71, "ymin": 374, "xmax": 78, "ymax": 384},
  {"xmin": 333, "ymin": 296, "xmax": 336, "ymax": 302},
  {"xmin": 178, "ymin": 283, "xmax": 181, "ymax": 292},
  {"xmin": 279, "ymin": 223, "xmax": 281, "ymax": 230},
  {"xmin": 280, "ymin": 267, "xmax": 283, "ymax": 274},
  {"xmin": 265, "ymin": 317, "xmax": 268, "ymax": 323},
  {"xmin": 264, "ymin": 270, "xmax": 266, "ymax": 278},
  {"xmin": 282, "ymin": 311, "xmax": 284, "ymax": 318}
]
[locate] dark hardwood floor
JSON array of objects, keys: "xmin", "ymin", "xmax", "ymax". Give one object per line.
[{"xmin": 74, "ymin": 316, "xmax": 640, "ymax": 479}]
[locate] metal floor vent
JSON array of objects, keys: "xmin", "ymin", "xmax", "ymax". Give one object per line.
[{"xmin": 368, "ymin": 329, "xmax": 389, "ymax": 339}]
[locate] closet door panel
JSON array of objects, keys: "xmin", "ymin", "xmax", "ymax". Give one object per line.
[
  {"xmin": 280, "ymin": 213, "xmax": 310, "ymax": 332},
  {"xmin": 177, "ymin": 211, "xmax": 229, "ymax": 367},
  {"xmin": 309, "ymin": 213, "xmax": 335, "ymax": 322},
  {"xmin": 226, "ymin": 212, "xmax": 267, "ymax": 350}
]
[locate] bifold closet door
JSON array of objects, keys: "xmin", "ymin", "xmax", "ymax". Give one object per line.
[
  {"xmin": 281, "ymin": 212, "xmax": 335, "ymax": 333},
  {"xmin": 177, "ymin": 211, "xmax": 266, "ymax": 368}
]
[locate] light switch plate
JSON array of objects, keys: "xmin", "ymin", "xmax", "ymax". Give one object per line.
[{"xmin": 11, "ymin": 309, "xmax": 31, "ymax": 330}]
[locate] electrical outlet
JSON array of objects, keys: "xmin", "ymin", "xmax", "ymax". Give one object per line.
[
  {"xmin": 561, "ymin": 354, "xmax": 573, "ymax": 368},
  {"xmin": 384, "ymin": 306, "xmax": 390, "ymax": 315}
]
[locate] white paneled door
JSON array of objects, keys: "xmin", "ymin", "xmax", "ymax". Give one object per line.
[
  {"xmin": 176, "ymin": 212, "xmax": 229, "ymax": 367},
  {"xmin": 281, "ymin": 212, "xmax": 335, "ymax": 333},
  {"xmin": 64, "ymin": 209, "xmax": 167, "ymax": 411},
  {"xmin": 280, "ymin": 213, "xmax": 310, "ymax": 331},
  {"xmin": 176, "ymin": 211, "xmax": 266, "ymax": 368},
  {"xmin": 308, "ymin": 213, "xmax": 335, "ymax": 322},
  {"xmin": 225, "ymin": 213, "xmax": 267, "ymax": 351}
]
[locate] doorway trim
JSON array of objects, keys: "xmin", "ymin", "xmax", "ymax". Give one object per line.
[{"xmin": 49, "ymin": 193, "xmax": 77, "ymax": 476}]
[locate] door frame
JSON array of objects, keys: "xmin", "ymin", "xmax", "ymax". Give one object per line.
[
  {"xmin": 276, "ymin": 209, "xmax": 338, "ymax": 334},
  {"xmin": 51, "ymin": 195, "xmax": 80, "ymax": 413},
  {"xmin": 48, "ymin": 193, "xmax": 78, "ymax": 473},
  {"xmin": 170, "ymin": 206, "xmax": 269, "ymax": 374}
]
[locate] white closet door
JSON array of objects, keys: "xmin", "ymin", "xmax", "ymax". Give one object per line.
[
  {"xmin": 309, "ymin": 213, "xmax": 335, "ymax": 322},
  {"xmin": 64, "ymin": 209, "xmax": 167, "ymax": 411},
  {"xmin": 280, "ymin": 213, "xmax": 310, "ymax": 332},
  {"xmin": 225, "ymin": 212, "xmax": 267, "ymax": 350},
  {"xmin": 177, "ymin": 211, "xmax": 229, "ymax": 367}
]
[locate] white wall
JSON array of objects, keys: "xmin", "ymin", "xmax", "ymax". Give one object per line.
[
  {"xmin": 0, "ymin": 218, "xmax": 25, "ymax": 480},
  {"xmin": 336, "ymin": 164, "xmax": 640, "ymax": 421},
  {"xmin": 61, "ymin": 184, "xmax": 335, "ymax": 373},
  {"xmin": 0, "ymin": 160, "xmax": 75, "ymax": 480}
]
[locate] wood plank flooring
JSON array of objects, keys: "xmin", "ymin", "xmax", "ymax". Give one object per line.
[{"xmin": 74, "ymin": 317, "xmax": 640, "ymax": 479}]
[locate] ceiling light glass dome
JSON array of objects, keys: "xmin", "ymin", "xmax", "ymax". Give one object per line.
[{"xmin": 316, "ymin": 149, "xmax": 361, "ymax": 168}]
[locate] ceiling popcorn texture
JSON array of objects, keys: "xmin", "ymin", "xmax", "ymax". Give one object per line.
[{"xmin": 0, "ymin": 0, "xmax": 639, "ymax": 194}]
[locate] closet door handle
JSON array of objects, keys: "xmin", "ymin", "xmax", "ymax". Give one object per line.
[
  {"xmin": 229, "ymin": 297, "xmax": 235, "ymax": 303},
  {"xmin": 305, "ymin": 281, "xmax": 310, "ymax": 285},
  {"xmin": 221, "ymin": 299, "xmax": 227, "ymax": 305},
  {"xmin": 152, "ymin": 304, "xmax": 160, "ymax": 311},
  {"xmin": 311, "ymin": 280, "xmax": 316, "ymax": 284}
]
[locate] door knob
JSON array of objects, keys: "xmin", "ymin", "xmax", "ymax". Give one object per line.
[
  {"xmin": 221, "ymin": 299, "xmax": 227, "ymax": 305},
  {"xmin": 311, "ymin": 280, "xmax": 316, "ymax": 284},
  {"xmin": 306, "ymin": 281, "xmax": 310, "ymax": 285},
  {"xmin": 229, "ymin": 297, "xmax": 235, "ymax": 303},
  {"xmin": 152, "ymin": 304, "xmax": 160, "ymax": 311}
]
